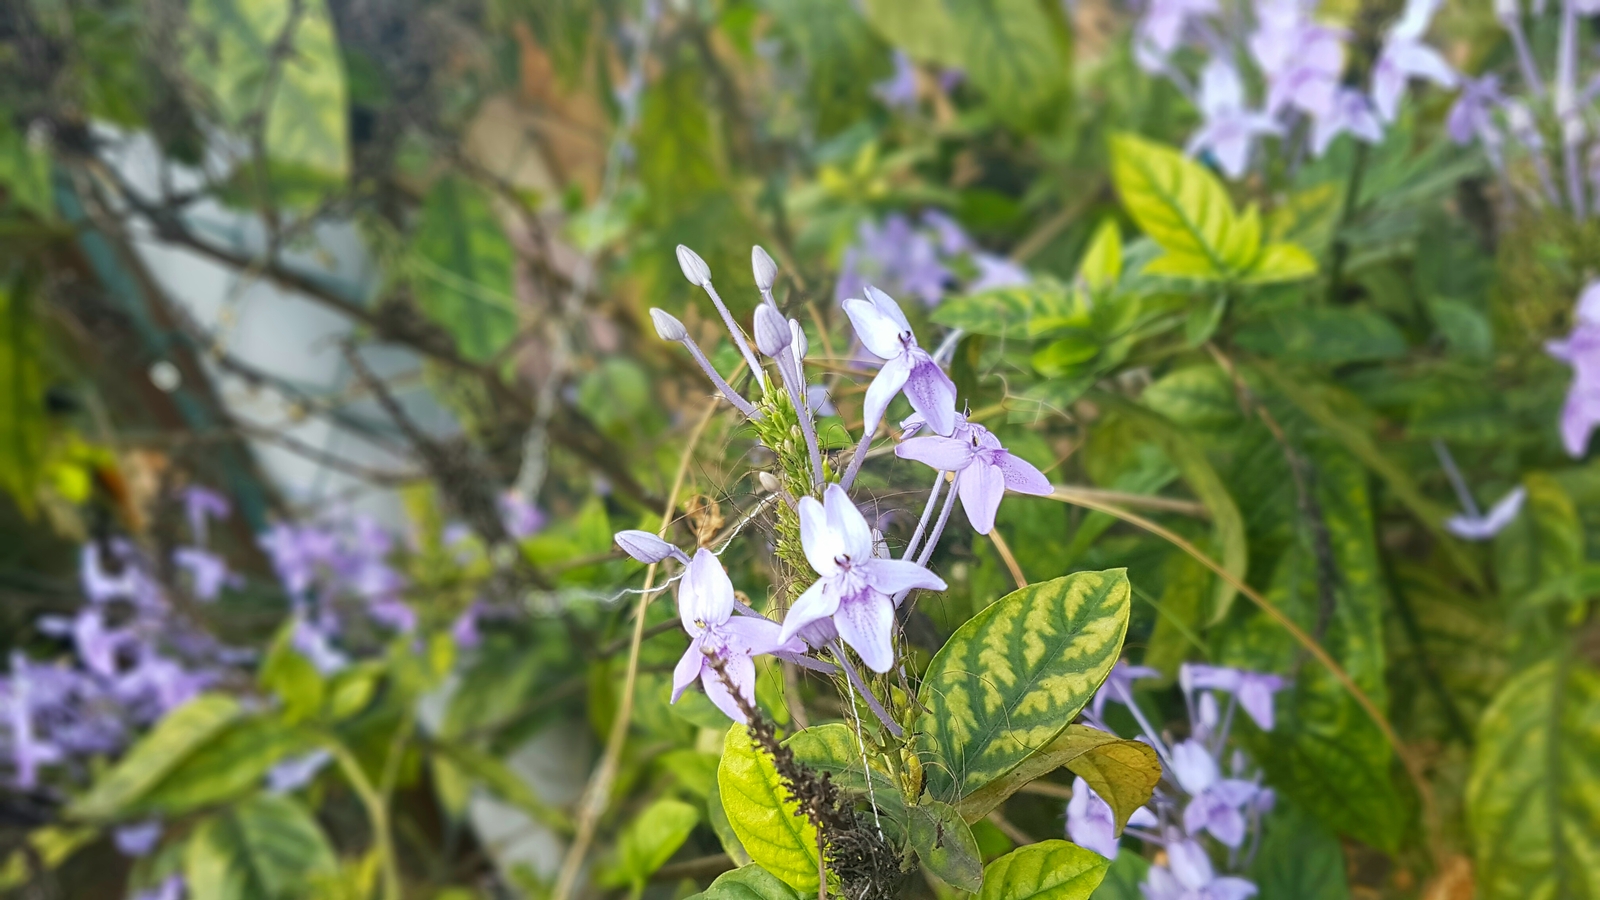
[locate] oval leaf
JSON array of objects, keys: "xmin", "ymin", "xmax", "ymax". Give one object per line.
[
  {"xmin": 911, "ymin": 799, "xmax": 984, "ymax": 892},
  {"xmin": 979, "ymin": 840, "xmax": 1109, "ymax": 900},
  {"xmin": 68, "ymin": 693, "xmax": 241, "ymax": 821},
  {"xmin": 184, "ymin": 793, "xmax": 336, "ymax": 900},
  {"xmin": 1109, "ymin": 132, "xmax": 1258, "ymax": 280},
  {"xmin": 602, "ymin": 798, "xmax": 700, "ymax": 888},
  {"xmin": 703, "ymin": 864, "xmax": 803, "ymax": 900},
  {"xmin": 954, "ymin": 725, "xmax": 1160, "ymax": 830},
  {"xmin": 718, "ymin": 725, "xmax": 820, "ymax": 892},
  {"xmin": 916, "ymin": 570, "xmax": 1131, "ymax": 801}
]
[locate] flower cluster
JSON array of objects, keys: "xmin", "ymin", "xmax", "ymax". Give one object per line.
[
  {"xmin": 631, "ymin": 244, "xmax": 1051, "ymax": 723},
  {"xmin": 1135, "ymin": 0, "xmax": 1456, "ymax": 178},
  {"xmin": 834, "ymin": 211, "xmax": 1029, "ymax": 307},
  {"xmin": 1072, "ymin": 661, "xmax": 1287, "ymax": 898}
]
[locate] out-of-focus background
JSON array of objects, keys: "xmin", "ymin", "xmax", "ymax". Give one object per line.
[{"xmin": 1, "ymin": 0, "xmax": 1598, "ymax": 897}]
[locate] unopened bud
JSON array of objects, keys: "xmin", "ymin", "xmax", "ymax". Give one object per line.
[
  {"xmin": 650, "ymin": 308, "xmax": 688, "ymax": 342},
  {"xmin": 675, "ymin": 244, "xmax": 712, "ymax": 287},
  {"xmin": 757, "ymin": 472, "xmax": 782, "ymax": 493},
  {"xmin": 614, "ymin": 529, "xmax": 689, "ymax": 565},
  {"xmin": 752, "ymin": 246, "xmax": 778, "ymax": 292},
  {"xmin": 789, "ymin": 319, "xmax": 808, "ymax": 361},
  {"xmin": 753, "ymin": 304, "xmax": 792, "ymax": 357}
]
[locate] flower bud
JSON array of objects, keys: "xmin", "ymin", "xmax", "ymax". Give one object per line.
[
  {"xmin": 751, "ymin": 245, "xmax": 778, "ymax": 292},
  {"xmin": 649, "ymin": 308, "xmax": 688, "ymax": 342},
  {"xmin": 675, "ymin": 244, "xmax": 712, "ymax": 287},
  {"xmin": 753, "ymin": 303, "xmax": 792, "ymax": 357},
  {"xmin": 789, "ymin": 319, "xmax": 808, "ymax": 361},
  {"xmin": 614, "ymin": 529, "xmax": 688, "ymax": 565},
  {"xmin": 757, "ymin": 472, "xmax": 782, "ymax": 493}
]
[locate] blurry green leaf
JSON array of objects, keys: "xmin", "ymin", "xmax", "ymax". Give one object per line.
[
  {"xmin": 933, "ymin": 280, "xmax": 1074, "ymax": 338},
  {"xmin": 860, "ymin": 0, "xmax": 962, "ymax": 64},
  {"xmin": 917, "ymin": 570, "xmax": 1130, "ymax": 800},
  {"xmin": 638, "ymin": 67, "xmax": 723, "ymax": 215},
  {"xmin": 600, "ymin": 798, "xmax": 700, "ymax": 889},
  {"xmin": 136, "ymin": 717, "xmax": 313, "ymax": 816},
  {"xmin": 70, "ymin": 694, "xmax": 242, "ymax": 821},
  {"xmin": 184, "ymin": 794, "xmax": 336, "ymax": 900},
  {"xmin": 260, "ymin": 627, "xmax": 325, "ymax": 724},
  {"xmin": 718, "ymin": 725, "xmax": 819, "ymax": 892},
  {"xmin": 1141, "ymin": 366, "xmax": 1240, "ymax": 431},
  {"xmin": 1077, "ymin": 220, "xmax": 1122, "ymax": 292},
  {"xmin": 1426, "ymin": 298, "xmax": 1494, "ymax": 360},
  {"xmin": 1109, "ymin": 133, "xmax": 1259, "ymax": 280},
  {"xmin": 979, "ymin": 840, "xmax": 1108, "ymax": 900},
  {"xmin": 0, "ymin": 123, "xmax": 53, "ymax": 217},
  {"xmin": 1235, "ymin": 308, "xmax": 1406, "ymax": 364},
  {"xmin": 1088, "ymin": 853, "xmax": 1148, "ymax": 900},
  {"xmin": 762, "ymin": 0, "xmax": 889, "ymax": 136},
  {"xmin": 185, "ymin": 0, "xmax": 348, "ymax": 179},
  {"xmin": 410, "ymin": 174, "xmax": 518, "ymax": 362},
  {"xmin": 785, "ymin": 724, "xmax": 909, "ymax": 836},
  {"xmin": 1142, "ymin": 552, "xmax": 1209, "ymax": 680},
  {"xmin": 1183, "ymin": 292, "xmax": 1228, "ymax": 346},
  {"xmin": 912, "ymin": 800, "xmax": 984, "ymax": 892},
  {"xmin": 431, "ymin": 742, "xmax": 569, "ymax": 833},
  {"xmin": 1031, "ymin": 337, "xmax": 1100, "ymax": 378},
  {"xmin": 1494, "ymin": 472, "xmax": 1582, "ymax": 604},
  {"xmin": 0, "ymin": 826, "xmax": 97, "ymax": 891},
  {"xmin": 323, "ymin": 662, "xmax": 382, "ymax": 722},
  {"xmin": 1240, "ymin": 243, "xmax": 1318, "ymax": 284},
  {"xmin": 578, "ymin": 358, "xmax": 653, "ymax": 432},
  {"xmin": 1467, "ymin": 658, "xmax": 1600, "ymax": 900},
  {"xmin": 1405, "ymin": 377, "xmax": 1511, "ymax": 444},
  {"xmin": 0, "ymin": 278, "xmax": 45, "ymax": 515},
  {"xmin": 702, "ymin": 864, "xmax": 802, "ymax": 900},
  {"xmin": 1246, "ymin": 803, "xmax": 1351, "ymax": 900},
  {"xmin": 707, "ymin": 777, "xmax": 752, "ymax": 867},
  {"xmin": 954, "ymin": 725, "xmax": 1159, "ymax": 830}
]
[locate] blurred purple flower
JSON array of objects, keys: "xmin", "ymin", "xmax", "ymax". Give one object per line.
[
  {"xmin": 1546, "ymin": 280, "xmax": 1600, "ymax": 457},
  {"xmin": 1448, "ymin": 76, "xmax": 1506, "ymax": 152},
  {"xmin": 114, "ymin": 820, "xmax": 163, "ymax": 857},
  {"xmin": 1137, "ymin": 0, "xmax": 1220, "ymax": 70},
  {"xmin": 72, "ymin": 609, "xmax": 128, "ymax": 679},
  {"xmin": 875, "ymin": 52, "xmax": 919, "ymax": 109},
  {"xmin": 1089, "ymin": 659, "xmax": 1162, "ymax": 720},
  {"xmin": 116, "ymin": 654, "xmax": 205, "ymax": 715},
  {"xmin": 1186, "ymin": 60, "xmax": 1282, "ymax": 178},
  {"xmin": 366, "ymin": 598, "xmax": 416, "ymax": 633},
  {"xmin": 779, "ymin": 485, "xmax": 945, "ymax": 673},
  {"xmin": 499, "ymin": 491, "xmax": 546, "ymax": 540},
  {"xmin": 1445, "ymin": 486, "xmax": 1527, "ymax": 540},
  {"xmin": 922, "ymin": 210, "xmax": 972, "ymax": 255},
  {"xmin": 1182, "ymin": 663, "xmax": 1286, "ymax": 731},
  {"xmin": 1311, "ymin": 88, "xmax": 1385, "ymax": 155},
  {"xmin": 1253, "ymin": 1, "xmax": 1346, "ymax": 121},
  {"xmin": 2, "ymin": 655, "xmax": 64, "ymax": 789},
  {"xmin": 260, "ymin": 523, "xmax": 337, "ymax": 596},
  {"xmin": 173, "ymin": 548, "xmax": 232, "ymax": 601},
  {"xmin": 452, "ymin": 604, "xmax": 483, "ymax": 650},
  {"xmin": 671, "ymin": 549, "xmax": 797, "ymax": 722},
  {"xmin": 895, "ymin": 416, "xmax": 1053, "ymax": 534},
  {"xmin": 1172, "ymin": 740, "xmax": 1259, "ymax": 847},
  {"xmin": 1066, "ymin": 776, "xmax": 1158, "ymax": 859},
  {"xmin": 968, "ymin": 253, "xmax": 1032, "ymax": 293},
  {"xmin": 182, "ymin": 486, "xmax": 230, "ymax": 545},
  {"xmin": 80, "ymin": 543, "xmax": 144, "ymax": 604},
  {"xmin": 1372, "ymin": 0, "xmax": 1457, "ymax": 122},
  {"xmin": 267, "ymin": 748, "xmax": 332, "ymax": 794},
  {"xmin": 1143, "ymin": 839, "xmax": 1258, "ymax": 900},
  {"xmin": 291, "ymin": 614, "xmax": 348, "ymax": 675},
  {"xmin": 845, "ymin": 286, "xmax": 959, "ymax": 437},
  {"xmin": 132, "ymin": 875, "xmax": 186, "ymax": 900}
]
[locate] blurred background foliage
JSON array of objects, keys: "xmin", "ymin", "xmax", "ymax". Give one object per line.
[{"xmin": 0, "ymin": 0, "xmax": 1596, "ymax": 898}]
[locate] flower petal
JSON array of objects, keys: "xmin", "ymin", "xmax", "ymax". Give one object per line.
[
  {"xmin": 844, "ymin": 297, "xmax": 905, "ymax": 360},
  {"xmin": 862, "ymin": 353, "xmax": 913, "ymax": 438},
  {"xmin": 903, "ymin": 357, "xmax": 958, "ymax": 437},
  {"xmin": 672, "ymin": 643, "xmax": 704, "ymax": 703},
  {"xmin": 896, "ymin": 436, "xmax": 975, "ymax": 472},
  {"xmin": 680, "ymin": 549, "xmax": 735, "ymax": 630},
  {"xmin": 1211, "ymin": 877, "xmax": 1260, "ymax": 900},
  {"xmin": 833, "ymin": 591, "xmax": 896, "ymax": 673},
  {"xmin": 724, "ymin": 614, "xmax": 799, "ymax": 655},
  {"xmin": 865, "ymin": 285, "xmax": 913, "ymax": 336},
  {"xmin": 1170, "ymin": 739, "xmax": 1219, "ymax": 794},
  {"xmin": 701, "ymin": 652, "xmax": 756, "ymax": 723},
  {"xmin": 823, "ymin": 483, "xmax": 875, "ymax": 562},
  {"xmin": 799, "ymin": 495, "xmax": 845, "ymax": 577},
  {"xmin": 1166, "ymin": 840, "xmax": 1215, "ymax": 889},
  {"xmin": 956, "ymin": 462, "xmax": 1007, "ymax": 534},
  {"xmin": 993, "ymin": 450, "xmax": 1053, "ymax": 495},
  {"xmin": 778, "ymin": 578, "xmax": 840, "ymax": 645},
  {"xmin": 860, "ymin": 559, "xmax": 946, "ymax": 597}
]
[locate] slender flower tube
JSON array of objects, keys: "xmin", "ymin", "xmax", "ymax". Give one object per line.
[
  {"xmin": 676, "ymin": 244, "xmax": 765, "ymax": 380},
  {"xmin": 650, "ymin": 308, "xmax": 759, "ymax": 419},
  {"xmin": 780, "ymin": 484, "xmax": 945, "ymax": 672},
  {"xmin": 754, "ymin": 304, "xmax": 824, "ymax": 486},
  {"xmin": 671, "ymin": 549, "xmax": 800, "ymax": 722},
  {"xmin": 614, "ymin": 529, "xmax": 691, "ymax": 565}
]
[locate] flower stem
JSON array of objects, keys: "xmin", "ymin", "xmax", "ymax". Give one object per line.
[
  {"xmin": 681, "ymin": 336, "xmax": 758, "ymax": 418},
  {"xmin": 778, "ymin": 355, "xmax": 825, "ymax": 488},
  {"xmin": 902, "ymin": 471, "xmax": 946, "ymax": 562},
  {"xmin": 324, "ymin": 737, "xmax": 401, "ymax": 900},
  {"xmin": 833, "ymin": 643, "xmax": 904, "ymax": 739},
  {"xmin": 914, "ymin": 481, "xmax": 960, "ymax": 569},
  {"xmin": 838, "ymin": 421, "xmax": 877, "ymax": 491},
  {"xmin": 702, "ymin": 281, "xmax": 765, "ymax": 381}
]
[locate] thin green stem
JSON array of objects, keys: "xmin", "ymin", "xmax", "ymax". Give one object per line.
[{"xmin": 325, "ymin": 737, "xmax": 401, "ymax": 900}]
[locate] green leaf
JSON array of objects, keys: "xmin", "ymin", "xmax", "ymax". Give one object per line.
[
  {"xmin": 410, "ymin": 174, "xmax": 518, "ymax": 362},
  {"xmin": 785, "ymin": 724, "xmax": 903, "ymax": 808},
  {"xmin": 954, "ymin": 725, "xmax": 1159, "ymax": 829},
  {"xmin": 1493, "ymin": 472, "xmax": 1583, "ymax": 604},
  {"xmin": 1076, "ymin": 220, "xmax": 1123, "ymax": 292},
  {"xmin": 718, "ymin": 725, "xmax": 820, "ymax": 892},
  {"xmin": 916, "ymin": 570, "xmax": 1131, "ymax": 801},
  {"xmin": 702, "ymin": 864, "xmax": 803, "ymax": 900},
  {"xmin": 708, "ymin": 777, "xmax": 753, "ymax": 867},
  {"xmin": 912, "ymin": 799, "xmax": 984, "ymax": 892},
  {"xmin": 185, "ymin": 0, "xmax": 348, "ymax": 179},
  {"xmin": 601, "ymin": 798, "xmax": 700, "ymax": 889},
  {"xmin": 1141, "ymin": 366, "xmax": 1241, "ymax": 431},
  {"xmin": 1467, "ymin": 658, "xmax": 1600, "ymax": 900},
  {"xmin": 933, "ymin": 280, "xmax": 1075, "ymax": 338},
  {"xmin": 1246, "ymin": 803, "xmax": 1351, "ymax": 900},
  {"xmin": 1241, "ymin": 243, "xmax": 1318, "ymax": 284},
  {"xmin": 324, "ymin": 662, "xmax": 383, "ymax": 722},
  {"xmin": 260, "ymin": 627, "xmax": 325, "ymax": 725},
  {"xmin": 184, "ymin": 794, "xmax": 336, "ymax": 900},
  {"xmin": 1088, "ymin": 853, "xmax": 1148, "ymax": 900},
  {"xmin": 134, "ymin": 717, "xmax": 313, "ymax": 817},
  {"xmin": 0, "ymin": 277, "xmax": 45, "ymax": 516},
  {"xmin": 431, "ymin": 742, "xmax": 569, "ymax": 833},
  {"xmin": 69, "ymin": 694, "xmax": 242, "ymax": 821},
  {"xmin": 978, "ymin": 840, "xmax": 1109, "ymax": 900},
  {"xmin": 1109, "ymin": 133, "xmax": 1259, "ymax": 280},
  {"xmin": 1234, "ymin": 308, "xmax": 1407, "ymax": 364},
  {"xmin": 0, "ymin": 122, "xmax": 53, "ymax": 217}
]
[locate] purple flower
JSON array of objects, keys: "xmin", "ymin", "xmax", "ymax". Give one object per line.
[
  {"xmin": 1448, "ymin": 76, "xmax": 1505, "ymax": 149},
  {"xmin": 291, "ymin": 613, "xmax": 348, "ymax": 675},
  {"xmin": 844, "ymin": 217, "xmax": 954, "ymax": 306},
  {"xmin": 1310, "ymin": 88, "xmax": 1385, "ymax": 156},
  {"xmin": 1185, "ymin": 60, "xmax": 1282, "ymax": 179},
  {"xmin": 614, "ymin": 530, "xmax": 691, "ymax": 565},
  {"xmin": 267, "ymin": 748, "xmax": 332, "ymax": 794},
  {"xmin": 1142, "ymin": 839, "xmax": 1258, "ymax": 900},
  {"xmin": 922, "ymin": 211, "xmax": 972, "ymax": 255},
  {"xmin": 671, "ymin": 549, "xmax": 797, "ymax": 722},
  {"xmin": 1445, "ymin": 486, "xmax": 1527, "ymax": 540},
  {"xmin": 845, "ymin": 286, "xmax": 959, "ymax": 438},
  {"xmin": 1089, "ymin": 659, "xmax": 1162, "ymax": 720},
  {"xmin": 452, "ymin": 604, "xmax": 484, "ymax": 649},
  {"xmin": 2, "ymin": 655, "xmax": 64, "ymax": 788},
  {"xmin": 259, "ymin": 523, "xmax": 337, "ymax": 596},
  {"xmin": 1067, "ymin": 776, "xmax": 1158, "ymax": 859},
  {"xmin": 1253, "ymin": 1, "xmax": 1346, "ymax": 121},
  {"xmin": 875, "ymin": 52, "xmax": 919, "ymax": 109},
  {"xmin": 1546, "ymin": 281, "xmax": 1600, "ymax": 457},
  {"xmin": 778, "ymin": 485, "xmax": 946, "ymax": 673},
  {"xmin": 182, "ymin": 486, "xmax": 230, "ymax": 545},
  {"xmin": 1136, "ymin": 0, "xmax": 1220, "ymax": 70},
  {"xmin": 80, "ymin": 543, "xmax": 144, "ymax": 604},
  {"xmin": 1171, "ymin": 740, "xmax": 1259, "ymax": 847},
  {"xmin": 967, "ymin": 253, "xmax": 1032, "ymax": 293},
  {"xmin": 1182, "ymin": 664, "xmax": 1286, "ymax": 731},
  {"xmin": 116, "ymin": 654, "xmax": 205, "ymax": 715},
  {"xmin": 114, "ymin": 820, "xmax": 163, "ymax": 857},
  {"xmin": 73, "ymin": 609, "xmax": 129, "ymax": 679},
  {"xmin": 895, "ymin": 416, "xmax": 1053, "ymax": 534},
  {"xmin": 132, "ymin": 875, "xmax": 186, "ymax": 900},
  {"xmin": 173, "ymin": 548, "xmax": 232, "ymax": 601},
  {"xmin": 1371, "ymin": 0, "xmax": 1457, "ymax": 122},
  {"xmin": 499, "ymin": 491, "xmax": 546, "ymax": 540}
]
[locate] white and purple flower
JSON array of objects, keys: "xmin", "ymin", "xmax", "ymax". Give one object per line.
[
  {"xmin": 895, "ymin": 415, "xmax": 1053, "ymax": 534},
  {"xmin": 845, "ymin": 286, "xmax": 959, "ymax": 438},
  {"xmin": 671, "ymin": 549, "xmax": 799, "ymax": 722}
]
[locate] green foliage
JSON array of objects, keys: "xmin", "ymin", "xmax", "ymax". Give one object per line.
[
  {"xmin": 910, "ymin": 800, "xmax": 984, "ymax": 892},
  {"xmin": 1246, "ymin": 804, "xmax": 1352, "ymax": 900},
  {"xmin": 1467, "ymin": 658, "xmax": 1600, "ymax": 900},
  {"xmin": 718, "ymin": 726, "xmax": 820, "ymax": 892},
  {"xmin": 917, "ymin": 570, "xmax": 1130, "ymax": 801},
  {"xmin": 184, "ymin": 794, "xmax": 337, "ymax": 900},
  {"xmin": 69, "ymin": 694, "xmax": 243, "ymax": 821},
  {"xmin": 0, "ymin": 277, "xmax": 44, "ymax": 515},
  {"xmin": 410, "ymin": 174, "xmax": 519, "ymax": 362},
  {"xmin": 953, "ymin": 725, "xmax": 1160, "ymax": 829},
  {"xmin": 600, "ymin": 798, "xmax": 700, "ymax": 889},
  {"xmin": 978, "ymin": 841, "xmax": 1109, "ymax": 900},
  {"xmin": 700, "ymin": 864, "xmax": 802, "ymax": 900}
]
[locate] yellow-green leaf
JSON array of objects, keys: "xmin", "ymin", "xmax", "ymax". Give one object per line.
[
  {"xmin": 702, "ymin": 864, "xmax": 803, "ymax": 900},
  {"xmin": 916, "ymin": 570, "xmax": 1130, "ymax": 801},
  {"xmin": 978, "ymin": 840, "xmax": 1108, "ymax": 900},
  {"xmin": 184, "ymin": 794, "xmax": 336, "ymax": 900},
  {"xmin": 1076, "ymin": 219, "xmax": 1123, "ymax": 292},
  {"xmin": 1109, "ymin": 132, "xmax": 1258, "ymax": 279},
  {"xmin": 69, "ymin": 694, "xmax": 242, "ymax": 821},
  {"xmin": 718, "ymin": 726, "xmax": 820, "ymax": 892},
  {"xmin": 601, "ymin": 798, "xmax": 700, "ymax": 889},
  {"xmin": 911, "ymin": 800, "xmax": 984, "ymax": 892},
  {"xmin": 953, "ymin": 725, "xmax": 1159, "ymax": 829},
  {"xmin": 1242, "ymin": 243, "xmax": 1318, "ymax": 284},
  {"xmin": 1467, "ymin": 658, "xmax": 1600, "ymax": 900}
]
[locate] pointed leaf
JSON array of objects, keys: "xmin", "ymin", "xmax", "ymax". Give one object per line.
[
  {"xmin": 978, "ymin": 840, "xmax": 1109, "ymax": 900},
  {"xmin": 1242, "ymin": 243, "xmax": 1318, "ymax": 284},
  {"xmin": 911, "ymin": 800, "xmax": 984, "ymax": 892},
  {"xmin": 69, "ymin": 694, "xmax": 242, "ymax": 821},
  {"xmin": 184, "ymin": 794, "xmax": 336, "ymax": 900},
  {"xmin": 1109, "ymin": 133, "xmax": 1258, "ymax": 279},
  {"xmin": 702, "ymin": 864, "xmax": 803, "ymax": 900},
  {"xmin": 718, "ymin": 726, "xmax": 820, "ymax": 892},
  {"xmin": 601, "ymin": 798, "xmax": 700, "ymax": 889},
  {"xmin": 954, "ymin": 725, "xmax": 1159, "ymax": 828}
]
